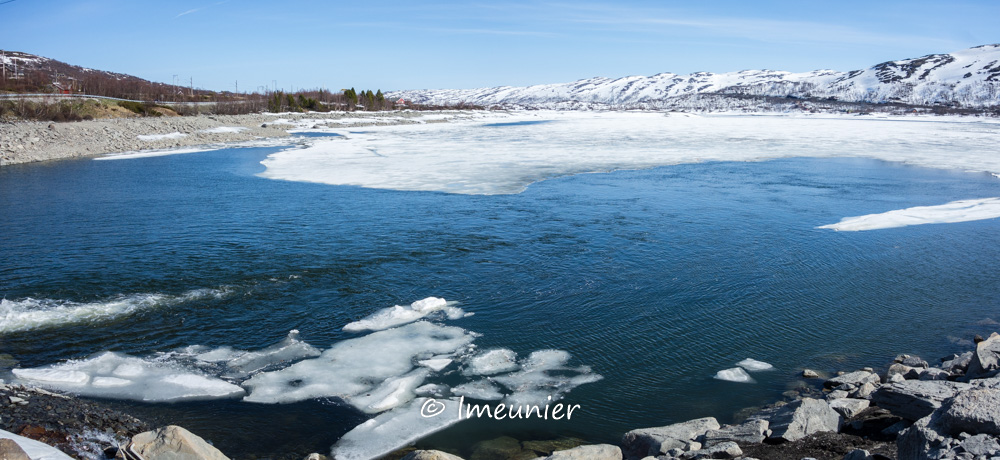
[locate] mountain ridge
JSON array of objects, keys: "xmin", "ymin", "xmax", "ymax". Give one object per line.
[{"xmin": 388, "ymin": 44, "xmax": 1000, "ymax": 110}]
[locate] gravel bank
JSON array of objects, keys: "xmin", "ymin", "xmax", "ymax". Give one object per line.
[{"xmin": 0, "ymin": 111, "xmax": 439, "ymax": 166}]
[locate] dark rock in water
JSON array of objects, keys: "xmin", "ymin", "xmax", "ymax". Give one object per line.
[
  {"xmin": 967, "ymin": 332, "xmax": 1000, "ymax": 379},
  {"xmin": 620, "ymin": 417, "xmax": 719, "ymax": 459},
  {"xmin": 470, "ymin": 436, "xmax": 536, "ymax": 460},
  {"xmin": 521, "ymin": 438, "xmax": 585, "ymax": 457},
  {"xmin": 0, "ymin": 439, "xmax": 31, "ymax": 460},
  {"xmin": 702, "ymin": 419, "xmax": 769, "ymax": 447},
  {"xmin": 975, "ymin": 334, "xmax": 985, "ymax": 344},
  {"xmin": 870, "ymin": 380, "xmax": 971, "ymax": 421},
  {"xmin": 842, "ymin": 448, "xmax": 871, "ymax": 460},
  {"xmin": 934, "ymin": 387, "xmax": 1000, "ymax": 436},
  {"xmin": 766, "ymin": 398, "xmax": 842, "ymax": 443}
]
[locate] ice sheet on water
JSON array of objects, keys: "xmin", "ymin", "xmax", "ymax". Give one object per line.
[
  {"xmin": 493, "ymin": 350, "xmax": 603, "ymax": 407},
  {"xmin": 258, "ymin": 111, "xmax": 1000, "ymax": 195},
  {"xmin": 737, "ymin": 358, "xmax": 775, "ymax": 371},
  {"xmin": 342, "ymin": 297, "xmax": 470, "ymax": 332},
  {"xmin": 418, "ymin": 358, "xmax": 453, "ymax": 372},
  {"xmin": 242, "ymin": 321, "xmax": 476, "ymax": 405},
  {"xmin": 330, "ymin": 397, "xmax": 463, "ymax": 460},
  {"xmin": 177, "ymin": 330, "xmax": 322, "ymax": 378},
  {"xmin": 11, "ymin": 352, "xmax": 246, "ymax": 402},
  {"xmin": 463, "ymin": 348, "xmax": 519, "ymax": 375},
  {"xmin": 452, "ymin": 379, "xmax": 505, "ymax": 401},
  {"xmin": 715, "ymin": 367, "xmax": 755, "ymax": 383},
  {"xmin": 818, "ymin": 197, "xmax": 1000, "ymax": 231},
  {"xmin": 0, "ymin": 287, "xmax": 233, "ymax": 334}
]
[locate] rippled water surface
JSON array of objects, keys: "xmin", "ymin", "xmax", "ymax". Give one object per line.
[{"xmin": 2, "ymin": 136, "xmax": 1000, "ymax": 457}]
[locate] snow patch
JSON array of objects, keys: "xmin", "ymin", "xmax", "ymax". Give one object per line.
[{"xmin": 137, "ymin": 132, "xmax": 187, "ymax": 141}]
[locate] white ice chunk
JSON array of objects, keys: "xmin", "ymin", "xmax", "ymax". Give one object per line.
[
  {"xmin": 347, "ymin": 369, "xmax": 428, "ymax": 413},
  {"xmin": 463, "ymin": 348, "xmax": 519, "ymax": 375},
  {"xmin": 12, "ymin": 369, "xmax": 89, "ymax": 385},
  {"xmin": 818, "ymin": 197, "xmax": 1000, "ymax": 231},
  {"xmin": 0, "ymin": 429, "xmax": 74, "ymax": 460},
  {"xmin": 242, "ymin": 321, "xmax": 475, "ymax": 404},
  {"xmin": 715, "ymin": 367, "xmax": 755, "ymax": 383},
  {"xmin": 414, "ymin": 384, "xmax": 449, "ymax": 397},
  {"xmin": 737, "ymin": 358, "xmax": 775, "ymax": 371},
  {"xmin": 91, "ymin": 377, "xmax": 131, "ymax": 387},
  {"xmin": 418, "ymin": 358, "xmax": 453, "ymax": 372},
  {"xmin": 11, "ymin": 352, "xmax": 246, "ymax": 402},
  {"xmin": 330, "ymin": 397, "xmax": 463, "ymax": 460},
  {"xmin": 452, "ymin": 379, "xmax": 505, "ymax": 401},
  {"xmin": 343, "ymin": 297, "xmax": 468, "ymax": 332},
  {"xmin": 493, "ymin": 350, "xmax": 602, "ymax": 406}
]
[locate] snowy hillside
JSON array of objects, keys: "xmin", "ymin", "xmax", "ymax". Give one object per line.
[{"xmin": 389, "ymin": 45, "xmax": 1000, "ymax": 110}]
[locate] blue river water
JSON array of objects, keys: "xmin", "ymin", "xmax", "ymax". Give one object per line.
[{"xmin": 2, "ymin": 134, "xmax": 1000, "ymax": 458}]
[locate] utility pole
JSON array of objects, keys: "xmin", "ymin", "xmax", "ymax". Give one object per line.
[
  {"xmin": 190, "ymin": 77, "xmax": 193, "ymax": 98},
  {"xmin": 1, "ymin": 49, "xmax": 5, "ymax": 87}
]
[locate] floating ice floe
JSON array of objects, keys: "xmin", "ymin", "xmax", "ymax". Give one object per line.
[
  {"xmin": 714, "ymin": 367, "xmax": 755, "ymax": 383},
  {"xmin": 330, "ymin": 397, "xmax": 463, "ymax": 460},
  {"xmin": 818, "ymin": 197, "xmax": 1000, "ymax": 231},
  {"xmin": 242, "ymin": 321, "xmax": 476, "ymax": 407},
  {"xmin": 180, "ymin": 329, "xmax": 322, "ymax": 378},
  {"xmin": 137, "ymin": 132, "xmax": 187, "ymax": 141},
  {"xmin": 0, "ymin": 287, "xmax": 233, "ymax": 334},
  {"xmin": 493, "ymin": 349, "xmax": 603, "ymax": 406},
  {"xmin": 11, "ymin": 352, "xmax": 246, "ymax": 402},
  {"xmin": 342, "ymin": 297, "xmax": 470, "ymax": 332},
  {"xmin": 463, "ymin": 348, "xmax": 519, "ymax": 376},
  {"xmin": 737, "ymin": 358, "xmax": 775, "ymax": 371},
  {"xmin": 452, "ymin": 379, "xmax": 505, "ymax": 401}
]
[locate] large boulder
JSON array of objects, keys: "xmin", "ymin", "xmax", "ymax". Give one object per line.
[
  {"xmin": 896, "ymin": 416, "xmax": 948, "ymax": 460},
  {"xmin": 826, "ymin": 371, "xmax": 880, "ymax": 389},
  {"xmin": 829, "ymin": 398, "xmax": 870, "ymax": 419},
  {"xmin": 0, "ymin": 439, "xmax": 30, "ymax": 460},
  {"xmin": 766, "ymin": 398, "xmax": 842, "ymax": 442},
  {"xmin": 129, "ymin": 425, "xmax": 230, "ymax": 460},
  {"xmin": 966, "ymin": 332, "xmax": 1000, "ymax": 379},
  {"xmin": 543, "ymin": 444, "xmax": 622, "ymax": 460},
  {"xmin": 702, "ymin": 419, "xmax": 769, "ymax": 447},
  {"xmin": 621, "ymin": 417, "xmax": 719, "ymax": 459},
  {"xmin": 934, "ymin": 387, "xmax": 1000, "ymax": 436},
  {"xmin": 870, "ymin": 381, "xmax": 971, "ymax": 421},
  {"xmin": 678, "ymin": 442, "xmax": 742, "ymax": 459},
  {"xmin": 402, "ymin": 451, "xmax": 465, "ymax": 460}
]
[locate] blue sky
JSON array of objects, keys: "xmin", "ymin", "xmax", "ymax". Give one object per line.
[{"xmin": 2, "ymin": 0, "xmax": 998, "ymax": 92}]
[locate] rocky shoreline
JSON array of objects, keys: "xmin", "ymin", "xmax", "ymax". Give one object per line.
[
  {"xmin": 0, "ymin": 111, "xmax": 456, "ymax": 166},
  {"xmin": 4, "ymin": 334, "xmax": 1000, "ymax": 460}
]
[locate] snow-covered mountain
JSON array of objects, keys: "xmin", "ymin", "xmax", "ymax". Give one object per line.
[{"xmin": 389, "ymin": 44, "xmax": 1000, "ymax": 110}]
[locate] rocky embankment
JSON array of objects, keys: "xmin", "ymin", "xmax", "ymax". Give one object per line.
[
  {"xmin": 5, "ymin": 334, "xmax": 1000, "ymax": 460},
  {"xmin": 0, "ymin": 111, "xmax": 438, "ymax": 166}
]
